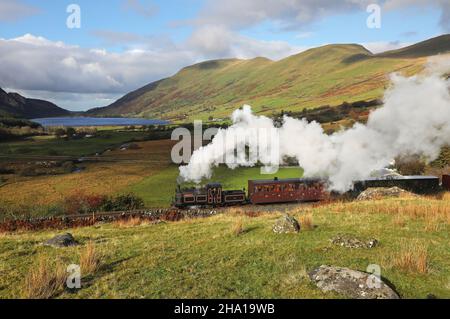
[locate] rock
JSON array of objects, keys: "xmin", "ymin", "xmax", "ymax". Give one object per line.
[
  {"xmin": 120, "ymin": 143, "xmax": 140, "ymax": 151},
  {"xmin": 309, "ymin": 265, "xmax": 400, "ymax": 299},
  {"xmin": 357, "ymin": 187, "xmax": 413, "ymax": 201},
  {"xmin": 272, "ymin": 215, "xmax": 300, "ymax": 234},
  {"xmin": 331, "ymin": 234, "xmax": 378, "ymax": 249},
  {"xmin": 43, "ymin": 233, "xmax": 78, "ymax": 248}
]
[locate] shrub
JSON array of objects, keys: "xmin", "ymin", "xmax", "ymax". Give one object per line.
[
  {"xmin": 63, "ymin": 193, "xmax": 108, "ymax": 215},
  {"xmin": 61, "ymin": 161, "xmax": 75, "ymax": 173},
  {"xmin": 101, "ymin": 194, "xmax": 145, "ymax": 212},
  {"xmin": 0, "ymin": 165, "xmax": 14, "ymax": 174},
  {"xmin": 54, "ymin": 128, "xmax": 66, "ymax": 138},
  {"xmin": 394, "ymin": 155, "xmax": 426, "ymax": 175},
  {"xmin": 65, "ymin": 127, "xmax": 76, "ymax": 138},
  {"xmin": 19, "ymin": 166, "xmax": 41, "ymax": 177}
]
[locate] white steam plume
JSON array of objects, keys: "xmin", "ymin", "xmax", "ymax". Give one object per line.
[{"xmin": 179, "ymin": 58, "xmax": 450, "ymax": 192}]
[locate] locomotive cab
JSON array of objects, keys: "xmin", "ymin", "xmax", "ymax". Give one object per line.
[{"xmin": 206, "ymin": 183, "xmax": 223, "ymax": 205}]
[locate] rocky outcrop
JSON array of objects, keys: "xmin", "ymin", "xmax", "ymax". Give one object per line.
[
  {"xmin": 272, "ymin": 215, "xmax": 300, "ymax": 234},
  {"xmin": 309, "ymin": 265, "xmax": 399, "ymax": 299},
  {"xmin": 331, "ymin": 234, "xmax": 378, "ymax": 249},
  {"xmin": 43, "ymin": 233, "xmax": 78, "ymax": 248},
  {"xmin": 357, "ymin": 187, "xmax": 413, "ymax": 201}
]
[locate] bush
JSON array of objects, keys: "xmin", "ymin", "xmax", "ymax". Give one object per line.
[
  {"xmin": 19, "ymin": 166, "xmax": 41, "ymax": 177},
  {"xmin": 394, "ymin": 155, "xmax": 426, "ymax": 175},
  {"xmin": 61, "ymin": 193, "xmax": 145, "ymax": 215},
  {"xmin": 101, "ymin": 194, "xmax": 145, "ymax": 212},
  {"xmin": 61, "ymin": 161, "xmax": 75, "ymax": 173},
  {"xmin": 0, "ymin": 165, "xmax": 14, "ymax": 174},
  {"xmin": 63, "ymin": 193, "xmax": 108, "ymax": 215},
  {"xmin": 54, "ymin": 128, "xmax": 66, "ymax": 138}
]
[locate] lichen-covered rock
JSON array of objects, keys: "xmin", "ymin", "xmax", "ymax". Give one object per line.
[
  {"xmin": 272, "ymin": 215, "xmax": 300, "ymax": 234},
  {"xmin": 43, "ymin": 233, "xmax": 78, "ymax": 248},
  {"xmin": 309, "ymin": 265, "xmax": 399, "ymax": 299},
  {"xmin": 331, "ymin": 234, "xmax": 378, "ymax": 249},
  {"xmin": 357, "ymin": 187, "xmax": 413, "ymax": 201}
]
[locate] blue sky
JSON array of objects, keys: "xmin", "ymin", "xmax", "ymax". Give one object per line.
[{"xmin": 0, "ymin": 0, "xmax": 448, "ymax": 110}]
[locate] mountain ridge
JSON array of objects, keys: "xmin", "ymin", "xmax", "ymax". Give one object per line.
[
  {"xmin": 88, "ymin": 34, "xmax": 450, "ymax": 121},
  {"xmin": 0, "ymin": 88, "xmax": 70, "ymax": 119}
]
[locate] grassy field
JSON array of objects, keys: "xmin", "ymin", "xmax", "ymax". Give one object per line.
[
  {"xmin": 0, "ymin": 139, "xmax": 176, "ymax": 212},
  {"xmin": 0, "ymin": 133, "xmax": 303, "ymax": 216},
  {"xmin": 0, "ymin": 131, "xmax": 148, "ymax": 157},
  {"xmin": 1, "ymin": 195, "xmax": 449, "ymax": 299}
]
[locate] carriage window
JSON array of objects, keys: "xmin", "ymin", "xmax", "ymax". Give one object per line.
[{"xmin": 184, "ymin": 196, "xmax": 195, "ymax": 203}]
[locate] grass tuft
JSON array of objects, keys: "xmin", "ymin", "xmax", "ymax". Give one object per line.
[
  {"xmin": 115, "ymin": 217, "xmax": 145, "ymax": 228},
  {"xmin": 80, "ymin": 241, "xmax": 101, "ymax": 275},
  {"xmin": 298, "ymin": 213, "xmax": 314, "ymax": 231},
  {"xmin": 231, "ymin": 218, "xmax": 245, "ymax": 236},
  {"xmin": 391, "ymin": 241, "xmax": 428, "ymax": 274},
  {"xmin": 22, "ymin": 255, "xmax": 66, "ymax": 299}
]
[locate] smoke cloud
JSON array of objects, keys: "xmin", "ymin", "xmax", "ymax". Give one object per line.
[{"xmin": 179, "ymin": 58, "xmax": 450, "ymax": 192}]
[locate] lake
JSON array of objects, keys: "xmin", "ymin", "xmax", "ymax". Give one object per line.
[{"xmin": 32, "ymin": 117, "xmax": 169, "ymax": 127}]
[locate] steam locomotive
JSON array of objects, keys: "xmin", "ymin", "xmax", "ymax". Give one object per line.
[{"xmin": 173, "ymin": 174, "xmax": 450, "ymax": 208}]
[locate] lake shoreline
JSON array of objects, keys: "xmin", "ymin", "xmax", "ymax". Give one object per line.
[{"xmin": 32, "ymin": 117, "xmax": 170, "ymax": 127}]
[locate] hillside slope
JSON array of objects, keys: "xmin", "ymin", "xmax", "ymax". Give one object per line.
[
  {"xmin": 89, "ymin": 35, "xmax": 450, "ymax": 121},
  {"xmin": 0, "ymin": 88, "xmax": 70, "ymax": 119}
]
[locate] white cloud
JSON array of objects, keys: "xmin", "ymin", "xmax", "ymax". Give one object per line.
[
  {"xmin": 0, "ymin": 0, "xmax": 40, "ymax": 22},
  {"xmin": 190, "ymin": 0, "xmax": 449, "ymax": 32},
  {"xmin": 187, "ymin": 25, "xmax": 307, "ymax": 60},
  {"xmin": 0, "ymin": 32, "xmax": 304, "ymax": 110},
  {"xmin": 192, "ymin": 0, "xmax": 372, "ymax": 30},
  {"xmin": 362, "ymin": 41, "xmax": 412, "ymax": 54}
]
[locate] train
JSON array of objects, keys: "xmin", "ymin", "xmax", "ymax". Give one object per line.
[{"xmin": 173, "ymin": 174, "xmax": 450, "ymax": 208}]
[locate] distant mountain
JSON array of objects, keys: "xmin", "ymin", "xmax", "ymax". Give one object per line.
[
  {"xmin": 377, "ymin": 34, "xmax": 450, "ymax": 58},
  {"xmin": 89, "ymin": 34, "xmax": 450, "ymax": 122},
  {"xmin": 0, "ymin": 88, "xmax": 70, "ymax": 119}
]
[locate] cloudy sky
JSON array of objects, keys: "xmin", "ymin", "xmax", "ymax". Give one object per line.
[{"xmin": 0, "ymin": 0, "xmax": 448, "ymax": 111}]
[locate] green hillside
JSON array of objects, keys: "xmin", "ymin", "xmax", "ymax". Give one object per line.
[{"xmin": 89, "ymin": 35, "xmax": 450, "ymax": 122}]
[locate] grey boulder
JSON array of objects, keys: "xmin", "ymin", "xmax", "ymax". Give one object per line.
[
  {"xmin": 331, "ymin": 234, "xmax": 379, "ymax": 249},
  {"xmin": 43, "ymin": 233, "xmax": 79, "ymax": 248},
  {"xmin": 272, "ymin": 215, "xmax": 300, "ymax": 234},
  {"xmin": 309, "ymin": 265, "xmax": 399, "ymax": 299}
]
